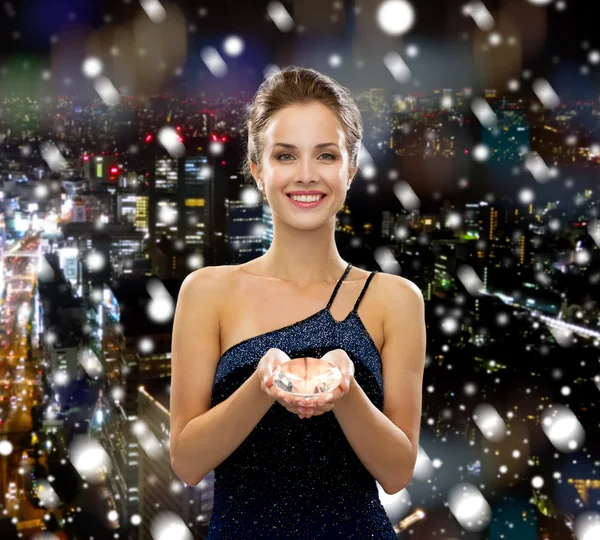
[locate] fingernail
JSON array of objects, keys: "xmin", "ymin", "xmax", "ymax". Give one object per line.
[{"xmin": 345, "ymin": 378, "xmax": 350, "ymax": 389}]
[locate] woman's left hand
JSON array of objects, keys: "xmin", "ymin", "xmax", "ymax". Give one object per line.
[{"xmin": 294, "ymin": 349, "xmax": 355, "ymax": 419}]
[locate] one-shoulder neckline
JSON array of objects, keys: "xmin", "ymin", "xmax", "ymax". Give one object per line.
[{"xmin": 217, "ymin": 307, "xmax": 382, "ymax": 367}]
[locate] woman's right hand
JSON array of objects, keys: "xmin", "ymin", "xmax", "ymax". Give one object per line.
[{"xmin": 255, "ymin": 348, "xmax": 320, "ymax": 418}]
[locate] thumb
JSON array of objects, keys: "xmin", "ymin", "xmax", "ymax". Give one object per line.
[{"xmin": 265, "ymin": 364, "xmax": 278, "ymax": 386}]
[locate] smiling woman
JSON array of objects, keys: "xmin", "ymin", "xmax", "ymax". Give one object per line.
[
  {"xmin": 241, "ymin": 66, "xmax": 362, "ymax": 208},
  {"xmin": 170, "ymin": 66, "xmax": 425, "ymax": 540}
]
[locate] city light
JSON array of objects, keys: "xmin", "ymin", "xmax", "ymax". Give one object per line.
[{"xmin": 0, "ymin": 5, "xmax": 597, "ymax": 539}]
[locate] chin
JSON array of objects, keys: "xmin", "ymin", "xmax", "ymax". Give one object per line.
[{"xmin": 286, "ymin": 213, "xmax": 338, "ymax": 230}]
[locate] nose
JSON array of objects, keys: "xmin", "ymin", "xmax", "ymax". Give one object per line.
[{"xmin": 296, "ymin": 157, "xmax": 319, "ymax": 183}]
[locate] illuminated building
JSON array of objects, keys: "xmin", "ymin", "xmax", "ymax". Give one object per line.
[
  {"xmin": 432, "ymin": 241, "xmax": 458, "ymax": 298},
  {"xmin": 145, "ymin": 135, "xmax": 237, "ymax": 271},
  {"xmin": 137, "ymin": 384, "xmax": 213, "ymax": 540},
  {"xmin": 135, "ymin": 195, "xmax": 148, "ymax": 233},
  {"xmin": 224, "ymin": 175, "xmax": 265, "ymax": 263},
  {"xmin": 83, "ymin": 154, "xmax": 120, "ymax": 189},
  {"xmin": 567, "ymin": 478, "xmax": 600, "ymax": 505},
  {"xmin": 88, "ymin": 389, "xmax": 132, "ymax": 530},
  {"xmin": 117, "ymin": 193, "xmax": 140, "ymax": 226}
]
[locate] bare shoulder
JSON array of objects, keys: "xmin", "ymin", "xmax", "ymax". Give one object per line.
[
  {"xmin": 170, "ymin": 265, "xmax": 235, "ymax": 463},
  {"xmin": 376, "ymin": 274, "xmax": 424, "ymax": 324},
  {"xmin": 374, "ymin": 272, "xmax": 422, "ymax": 301},
  {"xmin": 180, "ymin": 265, "xmax": 232, "ymax": 297}
]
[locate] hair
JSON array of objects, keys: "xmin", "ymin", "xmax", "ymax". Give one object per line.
[{"xmin": 241, "ymin": 66, "xmax": 363, "ymax": 196}]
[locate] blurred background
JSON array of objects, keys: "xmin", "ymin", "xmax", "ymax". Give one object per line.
[{"xmin": 0, "ymin": 0, "xmax": 599, "ymax": 539}]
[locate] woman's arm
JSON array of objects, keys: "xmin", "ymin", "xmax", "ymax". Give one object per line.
[
  {"xmin": 172, "ymin": 370, "xmax": 275, "ymax": 486},
  {"xmin": 169, "ymin": 267, "xmax": 275, "ymax": 486},
  {"xmin": 333, "ymin": 276, "xmax": 426, "ymax": 494}
]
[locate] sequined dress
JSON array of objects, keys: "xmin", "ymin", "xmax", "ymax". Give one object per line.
[{"xmin": 206, "ymin": 263, "xmax": 397, "ymax": 539}]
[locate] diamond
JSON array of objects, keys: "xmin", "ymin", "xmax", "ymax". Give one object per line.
[{"xmin": 272, "ymin": 357, "xmax": 342, "ymax": 398}]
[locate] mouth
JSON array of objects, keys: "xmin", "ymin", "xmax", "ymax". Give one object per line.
[{"xmin": 286, "ymin": 194, "xmax": 327, "ymax": 208}]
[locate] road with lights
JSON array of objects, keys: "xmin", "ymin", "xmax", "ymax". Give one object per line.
[{"xmin": 0, "ymin": 234, "xmax": 49, "ymax": 535}]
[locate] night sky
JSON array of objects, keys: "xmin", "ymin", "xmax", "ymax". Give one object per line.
[{"xmin": 0, "ymin": 0, "xmax": 598, "ymax": 99}]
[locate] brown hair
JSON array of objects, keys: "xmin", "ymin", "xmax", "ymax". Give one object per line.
[{"xmin": 241, "ymin": 66, "xmax": 363, "ymax": 196}]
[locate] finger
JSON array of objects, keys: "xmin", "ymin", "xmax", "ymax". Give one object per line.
[
  {"xmin": 282, "ymin": 401, "xmax": 300, "ymax": 413},
  {"xmin": 318, "ymin": 404, "xmax": 334, "ymax": 413},
  {"xmin": 279, "ymin": 392, "xmax": 295, "ymax": 404},
  {"xmin": 309, "ymin": 402, "xmax": 334, "ymax": 414},
  {"xmin": 283, "ymin": 399, "xmax": 298, "ymax": 410},
  {"xmin": 289, "ymin": 397, "xmax": 309, "ymax": 408},
  {"xmin": 297, "ymin": 405, "xmax": 309, "ymax": 417},
  {"xmin": 311, "ymin": 405, "xmax": 332, "ymax": 415},
  {"xmin": 315, "ymin": 393, "xmax": 333, "ymax": 406},
  {"xmin": 281, "ymin": 390, "xmax": 298, "ymax": 401},
  {"xmin": 303, "ymin": 395, "xmax": 324, "ymax": 408},
  {"xmin": 299, "ymin": 404, "xmax": 332, "ymax": 417},
  {"xmin": 300, "ymin": 403, "xmax": 332, "ymax": 415},
  {"xmin": 278, "ymin": 396, "xmax": 302, "ymax": 412}
]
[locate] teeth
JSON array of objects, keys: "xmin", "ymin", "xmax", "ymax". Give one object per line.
[{"xmin": 290, "ymin": 194, "xmax": 323, "ymax": 202}]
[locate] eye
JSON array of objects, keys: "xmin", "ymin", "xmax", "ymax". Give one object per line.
[{"xmin": 276, "ymin": 152, "xmax": 336, "ymax": 161}]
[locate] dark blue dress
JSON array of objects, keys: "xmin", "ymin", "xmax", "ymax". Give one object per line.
[{"xmin": 206, "ymin": 263, "xmax": 397, "ymax": 539}]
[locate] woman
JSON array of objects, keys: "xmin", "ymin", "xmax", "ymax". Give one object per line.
[{"xmin": 170, "ymin": 66, "xmax": 426, "ymax": 539}]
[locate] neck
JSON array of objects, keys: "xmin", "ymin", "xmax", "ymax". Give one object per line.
[{"xmin": 259, "ymin": 217, "xmax": 347, "ymax": 289}]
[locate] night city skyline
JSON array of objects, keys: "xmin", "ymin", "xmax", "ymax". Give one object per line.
[{"xmin": 0, "ymin": 1, "xmax": 600, "ymax": 539}]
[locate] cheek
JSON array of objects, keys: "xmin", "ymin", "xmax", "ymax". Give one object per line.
[
  {"xmin": 269, "ymin": 170, "xmax": 290, "ymax": 186},
  {"xmin": 334, "ymin": 168, "xmax": 350, "ymax": 186},
  {"xmin": 269, "ymin": 163, "xmax": 290, "ymax": 177}
]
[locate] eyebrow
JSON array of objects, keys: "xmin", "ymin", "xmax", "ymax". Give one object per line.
[{"xmin": 273, "ymin": 142, "xmax": 339, "ymax": 150}]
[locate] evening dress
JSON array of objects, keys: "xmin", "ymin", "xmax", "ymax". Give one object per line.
[{"xmin": 206, "ymin": 263, "xmax": 398, "ymax": 539}]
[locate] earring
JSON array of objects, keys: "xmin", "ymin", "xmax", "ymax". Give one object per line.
[{"xmin": 257, "ymin": 180, "xmax": 266, "ymax": 201}]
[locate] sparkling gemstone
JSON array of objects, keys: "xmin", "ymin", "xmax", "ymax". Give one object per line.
[{"xmin": 272, "ymin": 357, "xmax": 342, "ymax": 397}]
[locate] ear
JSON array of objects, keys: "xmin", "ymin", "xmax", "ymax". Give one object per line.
[
  {"xmin": 348, "ymin": 166, "xmax": 358, "ymax": 184},
  {"xmin": 250, "ymin": 162, "xmax": 262, "ymax": 183}
]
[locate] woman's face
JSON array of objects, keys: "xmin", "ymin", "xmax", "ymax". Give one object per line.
[{"xmin": 252, "ymin": 101, "xmax": 356, "ymax": 227}]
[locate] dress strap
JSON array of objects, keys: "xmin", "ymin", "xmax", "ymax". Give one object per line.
[
  {"xmin": 352, "ymin": 271, "xmax": 378, "ymax": 313},
  {"xmin": 325, "ymin": 263, "xmax": 353, "ymax": 310}
]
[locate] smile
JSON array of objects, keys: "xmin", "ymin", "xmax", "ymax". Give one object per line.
[{"xmin": 287, "ymin": 194, "xmax": 327, "ymax": 208}]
